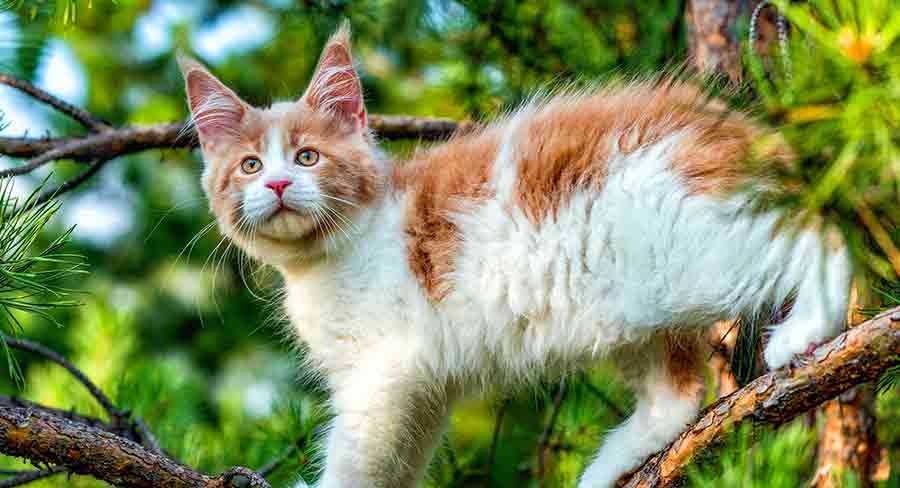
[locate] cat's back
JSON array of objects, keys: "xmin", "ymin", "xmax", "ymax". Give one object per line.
[{"xmin": 392, "ymin": 80, "xmax": 788, "ymax": 312}]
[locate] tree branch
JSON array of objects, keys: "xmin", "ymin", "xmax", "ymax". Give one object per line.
[
  {"xmin": 620, "ymin": 307, "xmax": 900, "ymax": 488},
  {"xmin": 0, "ymin": 72, "xmax": 471, "ymax": 211},
  {"xmin": 0, "ymin": 466, "xmax": 66, "ymax": 487},
  {"xmin": 684, "ymin": 0, "xmax": 747, "ymax": 81},
  {"xmin": 535, "ymin": 383, "xmax": 568, "ymax": 488},
  {"xmin": 0, "ymin": 75, "xmax": 110, "ymax": 132},
  {"xmin": 0, "ymin": 396, "xmax": 135, "ymax": 440},
  {"xmin": 3, "ymin": 335, "xmax": 123, "ymax": 420},
  {"xmin": 0, "ymin": 406, "xmax": 271, "ymax": 488},
  {"xmin": 0, "ymin": 116, "xmax": 470, "ymax": 164}
]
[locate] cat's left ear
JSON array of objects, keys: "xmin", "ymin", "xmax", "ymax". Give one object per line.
[{"xmin": 302, "ymin": 22, "xmax": 367, "ymax": 131}]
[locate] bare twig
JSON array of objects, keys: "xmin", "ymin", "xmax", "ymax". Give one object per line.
[
  {"xmin": 0, "ymin": 466, "xmax": 66, "ymax": 487},
  {"xmin": 0, "ymin": 336, "xmax": 173, "ymax": 463},
  {"xmin": 131, "ymin": 416, "xmax": 163, "ymax": 455},
  {"xmin": 0, "ymin": 138, "xmax": 108, "ymax": 179},
  {"xmin": 256, "ymin": 437, "xmax": 306, "ymax": 479},
  {"xmin": 17, "ymin": 158, "xmax": 110, "ymax": 213},
  {"xmin": 2, "ymin": 334, "xmax": 122, "ymax": 419},
  {"xmin": 483, "ymin": 399, "xmax": 508, "ymax": 487},
  {"xmin": 0, "ymin": 73, "xmax": 471, "ymax": 210},
  {"xmin": 535, "ymin": 383, "xmax": 568, "ymax": 488},
  {"xmin": 0, "ymin": 75, "xmax": 109, "ymax": 132},
  {"xmin": 620, "ymin": 307, "xmax": 900, "ymax": 488},
  {"xmin": 580, "ymin": 376, "xmax": 627, "ymax": 421}
]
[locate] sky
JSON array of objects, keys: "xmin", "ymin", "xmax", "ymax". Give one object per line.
[{"xmin": 0, "ymin": 1, "xmax": 275, "ymax": 247}]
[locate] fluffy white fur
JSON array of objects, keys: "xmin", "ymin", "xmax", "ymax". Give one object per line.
[{"xmin": 279, "ymin": 125, "xmax": 850, "ymax": 487}]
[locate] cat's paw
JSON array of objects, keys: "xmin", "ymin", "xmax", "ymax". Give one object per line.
[
  {"xmin": 763, "ymin": 324, "xmax": 819, "ymax": 370},
  {"xmin": 764, "ymin": 319, "xmax": 832, "ymax": 370}
]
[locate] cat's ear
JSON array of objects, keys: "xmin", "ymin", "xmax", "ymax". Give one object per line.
[
  {"xmin": 302, "ymin": 22, "xmax": 367, "ymax": 131},
  {"xmin": 177, "ymin": 53, "xmax": 249, "ymax": 145}
]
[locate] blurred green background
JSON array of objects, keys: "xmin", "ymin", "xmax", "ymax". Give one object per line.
[{"xmin": 0, "ymin": 1, "xmax": 897, "ymax": 487}]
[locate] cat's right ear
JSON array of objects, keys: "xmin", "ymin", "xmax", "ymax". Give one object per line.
[{"xmin": 177, "ymin": 53, "xmax": 249, "ymax": 146}]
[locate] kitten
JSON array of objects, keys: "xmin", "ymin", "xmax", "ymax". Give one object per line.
[{"xmin": 179, "ymin": 24, "xmax": 851, "ymax": 488}]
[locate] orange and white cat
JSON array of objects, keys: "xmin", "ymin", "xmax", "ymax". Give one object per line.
[{"xmin": 179, "ymin": 24, "xmax": 851, "ymax": 488}]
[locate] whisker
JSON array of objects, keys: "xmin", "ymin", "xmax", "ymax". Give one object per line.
[{"xmin": 320, "ymin": 193, "xmax": 360, "ymax": 209}]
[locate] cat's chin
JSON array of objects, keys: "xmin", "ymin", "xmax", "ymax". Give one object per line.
[
  {"xmin": 257, "ymin": 209, "xmax": 319, "ymax": 241},
  {"xmin": 221, "ymin": 211, "xmax": 326, "ymax": 266},
  {"xmin": 232, "ymin": 229, "xmax": 322, "ymax": 267}
]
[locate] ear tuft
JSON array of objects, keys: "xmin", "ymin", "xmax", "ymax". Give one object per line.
[
  {"xmin": 177, "ymin": 53, "xmax": 248, "ymax": 145},
  {"xmin": 302, "ymin": 22, "xmax": 367, "ymax": 131}
]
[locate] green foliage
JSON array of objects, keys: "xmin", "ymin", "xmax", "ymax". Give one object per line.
[
  {"xmin": 0, "ymin": 1, "xmax": 896, "ymax": 487},
  {"xmin": 686, "ymin": 422, "xmax": 818, "ymax": 488},
  {"xmin": 749, "ymin": 0, "xmax": 900, "ymax": 281},
  {"xmin": 0, "ymin": 179, "xmax": 83, "ymax": 383},
  {"xmin": 879, "ymin": 362, "xmax": 900, "ymax": 394}
]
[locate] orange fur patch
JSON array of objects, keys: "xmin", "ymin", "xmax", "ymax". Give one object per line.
[
  {"xmin": 663, "ymin": 331, "xmax": 706, "ymax": 398},
  {"xmin": 283, "ymin": 109, "xmax": 381, "ymax": 208},
  {"xmin": 514, "ymin": 81, "xmax": 789, "ymax": 223},
  {"xmin": 397, "ymin": 80, "xmax": 788, "ymax": 301},
  {"xmin": 394, "ymin": 129, "xmax": 500, "ymax": 301}
]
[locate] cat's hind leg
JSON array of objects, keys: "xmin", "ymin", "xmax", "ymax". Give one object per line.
[
  {"xmin": 578, "ymin": 332, "xmax": 705, "ymax": 488},
  {"xmin": 763, "ymin": 232, "xmax": 852, "ymax": 370}
]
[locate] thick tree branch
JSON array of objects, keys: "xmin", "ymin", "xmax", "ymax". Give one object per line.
[
  {"xmin": 0, "ymin": 335, "xmax": 286, "ymax": 487},
  {"xmin": 0, "ymin": 396, "xmax": 135, "ymax": 441},
  {"xmin": 620, "ymin": 307, "xmax": 900, "ymax": 488},
  {"xmin": 0, "ymin": 406, "xmax": 270, "ymax": 488}
]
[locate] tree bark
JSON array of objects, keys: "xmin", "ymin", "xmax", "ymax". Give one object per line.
[
  {"xmin": 0, "ymin": 407, "xmax": 270, "ymax": 488},
  {"xmin": 0, "ymin": 115, "xmax": 469, "ymax": 164},
  {"xmin": 685, "ymin": 0, "xmax": 747, "ymax": 81},
  {"xmin": 812, "ymin": 388, "xmax": 889, "ymax": 487},
  {"xmin": 620, "ymin": 307, "xmax": 900, "ymax": 488},
  {"xmin": 813, "ymin": 289, "xmax": 890, "ymax": 487}
]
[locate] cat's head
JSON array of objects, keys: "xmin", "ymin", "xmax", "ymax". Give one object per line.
[{"xmin": 179, "ymin": 24, "xmax": 383, "ymax": 267}]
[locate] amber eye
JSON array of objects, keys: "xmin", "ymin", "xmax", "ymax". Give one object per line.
[
  {"xmin": 296, "ymin": 149, "xmax": 320, "ymax": 167},
  {"xmin": 240, "ymin": 157, "xmax": 263, "ymax": 174}
]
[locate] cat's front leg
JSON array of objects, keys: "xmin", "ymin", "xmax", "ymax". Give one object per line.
[{"xmin": 309, "ymin": 347, "xmax": 451, "ymax": 488}]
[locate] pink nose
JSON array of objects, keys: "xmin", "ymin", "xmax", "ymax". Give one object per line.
[{"xmin": 265, "ymin": 179, "xmax": 292, "ymax": 198}]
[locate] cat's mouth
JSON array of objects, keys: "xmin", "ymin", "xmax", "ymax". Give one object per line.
[{"xmin": 271, "ymin": 204, "xmax": 296, "ymax": 218}]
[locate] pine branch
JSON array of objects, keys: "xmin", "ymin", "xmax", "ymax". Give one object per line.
[
  {"xmin": 619, "ymin": 307, "xmax": 900, "ymax": 488},
  {"xmin": 0, "ymin": 335, "xmax": 180, "ymax": 467},
  {"xmin": 256, "ymin": 438, "xmax": 305, "ymax": 479}
]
